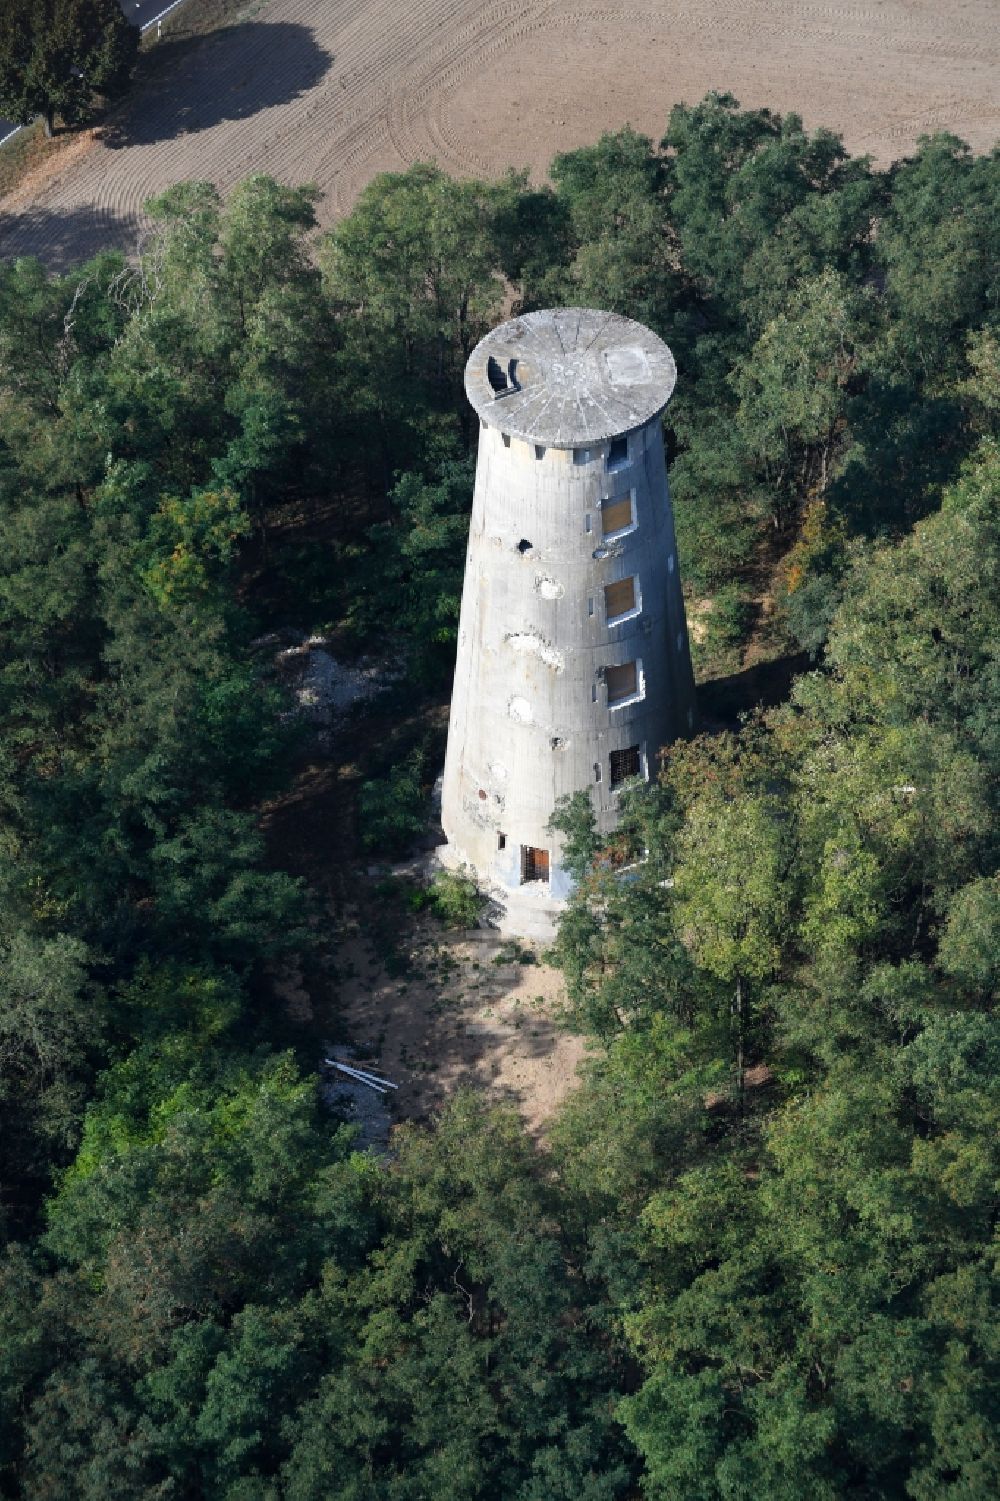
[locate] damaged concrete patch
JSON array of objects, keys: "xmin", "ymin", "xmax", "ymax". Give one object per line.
[{"xmin": 504, "ymin": 629, "xmax": 565, "ymax": 671}]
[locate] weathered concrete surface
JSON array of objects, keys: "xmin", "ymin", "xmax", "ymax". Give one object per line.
[
  {"xmin": 443, "ymin": 309, "xmax": 695, "ymax": 935},
  {"xmin": 465, "ymin": 308, "xmax": 677, "ymax": 448}
]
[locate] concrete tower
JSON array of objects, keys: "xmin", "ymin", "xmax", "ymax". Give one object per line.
[{"xmin": 441, "ymin": 307, "xmax": 695, "ymax": 935}]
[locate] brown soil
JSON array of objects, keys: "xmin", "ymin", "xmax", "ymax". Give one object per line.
[
  {"xmin": 2, "ymin": 0, "xmax": 998, "ymax": 268},
  {"xmin": 333, "ymin": 907, "xmax": 585, "ymax": 1138},
  {"xmin": 259, "ymin": 683, "xmax": 585, "ymax": 1139}
]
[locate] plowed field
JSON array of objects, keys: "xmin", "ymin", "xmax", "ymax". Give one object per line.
[{"xmin": 2, "ymin": 0, "xmax": 998, "ymax": 267}]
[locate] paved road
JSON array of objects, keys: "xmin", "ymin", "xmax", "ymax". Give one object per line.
[{"xmin": 0, "ymin": 0, "xmax": 190, "ymax": 145}]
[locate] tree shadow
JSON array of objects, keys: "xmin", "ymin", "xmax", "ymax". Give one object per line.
[
  {"xmin": 101, "ymin": 22, "xmax": 334, "ymax": 149},
  {"xmin": 0, "ymin": 203, "xmax": 135, "ymax": 272},
  {"xmin": 697, "ymin": 650, "xmax": 812, "ymax": 729}
]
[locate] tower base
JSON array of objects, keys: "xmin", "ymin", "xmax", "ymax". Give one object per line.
[{"xmin": 436, "ymin": 843, "xmax": 567, "ymax": 944}]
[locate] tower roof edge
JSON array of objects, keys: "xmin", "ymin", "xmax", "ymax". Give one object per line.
[{"xmin": 465, "ymin": 307, "xmax": 676, "ymax": 449}]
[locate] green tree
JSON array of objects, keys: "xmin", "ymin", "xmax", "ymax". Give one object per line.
[{"xmin": 0, "ymin": 0, "xmax": 138, "ymax": 137}]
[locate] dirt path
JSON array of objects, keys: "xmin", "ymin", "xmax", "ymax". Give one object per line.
[{"xmin": 2, "ymin": 0, "xmax": 998, "ymax": 269}]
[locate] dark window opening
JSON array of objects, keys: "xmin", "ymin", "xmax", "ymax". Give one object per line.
[
  {"xmin": 517, "ymin": 538, "xmax": 533, "ymax": 554},
  {"xmin": 594, "ymin": 762, "xmax": 602, "ymax": 783},
  {"xmin": 497, "ymin": 832, "xmax": 506, "ymax": 851},
  {"xmin": 534, "ymin": 445, "xmax": 545, "ymax": 460},
  {"xmin": 502, "ymin": 433, "xmax": 511, "ymax": 448},
  {"xmin": 606, "ymin": 661, "xmax": 638, "ymax": 705},
  {"xmin": 610, "ymin": 745, "xmax": 642, "ymax": 787},
  {"xmin": 585, "ymin": 513, "xmax": 592, "ymax": 534},
  {"xmin": 607, "ymin": 435, "xmax": 629, "ymax": 469},
  {"xmin": 521, "ymin": 845, "xmax": 550, "ymax": 883}
]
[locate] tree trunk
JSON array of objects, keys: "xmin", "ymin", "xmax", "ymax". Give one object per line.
[{"xmin": 734, "ymin": 973, "xmax": 745, "ymax": 1115}]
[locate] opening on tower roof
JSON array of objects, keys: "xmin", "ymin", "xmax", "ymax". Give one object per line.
[{"xmin": 487, "ymin": 355, "xmax": 508, "ymax": 393}]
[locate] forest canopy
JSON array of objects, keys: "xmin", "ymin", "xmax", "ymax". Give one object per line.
[{"xmin": 0, "ymin": 95, "xmax": 998, "ymax": 1499}]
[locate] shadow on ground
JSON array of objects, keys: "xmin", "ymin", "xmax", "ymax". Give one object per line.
[
  {"xmin": 697, "ymin": 650, "xmax": 812, "ymax": 728},
  {"xmin": 102, "ymin": 23, "xmax": 334, "ymax": 148},
  {"xmin": 0, "ymin": 202, "xmax": 133, "ymax": 271}
]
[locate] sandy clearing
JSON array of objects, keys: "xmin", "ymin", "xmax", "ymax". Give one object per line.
[
  {"xmin": 332, "ymin": 904, "xmax": 587, "ymax": 1139},
  {"xmin": 1, "ymin": 0, "xmax": 997, "ymax": 269}
]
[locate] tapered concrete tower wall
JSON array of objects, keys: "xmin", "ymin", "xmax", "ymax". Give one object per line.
[{"xmin": 441, "ymin": 308, "xmax": 695, "ymax": 933}]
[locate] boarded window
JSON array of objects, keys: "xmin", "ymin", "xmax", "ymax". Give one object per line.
[
  {"xmin": 605, "ymin": 576, "xmax": 636, "ymax": 620},
  {"xmin": 606, "ymin": 661, "xmax": 638, "ymax": 704},
  {"xmin": 521, "ymin": 845, "xmax": 549, "ymax": 883},
  {"xmin": 610, "ymin": 745, "xmax": 642, "ymax": 787},
  {"xmin": 601, "ymin": 495, "xmax": 633, "ymax": 535}
]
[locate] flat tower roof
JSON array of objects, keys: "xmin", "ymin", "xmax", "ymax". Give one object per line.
[{"xmin": 465, "ymin": 307, "xmax": 677, "ymax": 449}]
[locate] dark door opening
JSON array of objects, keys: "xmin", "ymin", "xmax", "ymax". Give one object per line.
[{"xmin": 521, "ymin": 846, "xmax": 550, "ymax": 884}]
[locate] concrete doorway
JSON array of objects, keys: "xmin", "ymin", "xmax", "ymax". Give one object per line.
[{"xmin": 521, "ymin": 846, "xmax": 550, "ymax": 884}]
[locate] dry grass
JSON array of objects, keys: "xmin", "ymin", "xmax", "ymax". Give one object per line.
[{"xmin": 0, "ymin": 122, "xmax": 77, "ymax": 204}]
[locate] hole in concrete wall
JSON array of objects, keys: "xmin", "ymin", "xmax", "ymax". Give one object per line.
[
  {"xmin": 610, "ymin": 744, "xmax": 642, "ymax": 787},
  {"xmin": 594, "ymin": 761, "xmax": 602, "ymax": 783},
  {"xmin": 551, "ymin": 736, "xmax": 565, "ymax": 749},
  {"xmin": 502, "ymin": 433, "xmax": 511, "ymax": 448},
  {"xmin": 588, "ymin": 597, "xmax": 594, "ymax": 617},
  {"xmin": 606, "ymin": 660, "xmax": 638, "ymax": 705},
  {"xmin": 521, "ymin": 845, "xmax": 550, "ymax": 884},
  {"xmin": 478, "ymin": 788, "xmax": 488, "ymax": 801},
  {"xmin": 585, "ymin": 513, "xmax": 592, "ymax": 533},
  {"xmin": 534, "ymin": 445, "xmax": 545, "ymax": 460},
  {"xmin": 592, "ymin": 682, "xmax": 598, "ymax": 702},
  {"xmin": 497, "ymin": 831, "xmax": 506, "ymax": 851},
  {"xmin": 488, "ymin": 356, "xmax": 508, "ymax": 393},
  {"xmin": 516, "ymin": 538, "xmax": 533, "ymax": 554}
]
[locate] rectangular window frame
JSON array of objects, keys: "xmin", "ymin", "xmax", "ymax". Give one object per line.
[
  {"xmin": 604, "ymin": 574, "xmax": 641, "ymax": 627},
  {"xmin": 605, "ymin": 657, "xmax": 645, "ymax": 711},
  {"xmin": 600, "ymin": 490, "xmax": 637, "ymax": 541},
  {"xmin": 609, "ymin": 743, "xmax": 646, "ymax": 790}
]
